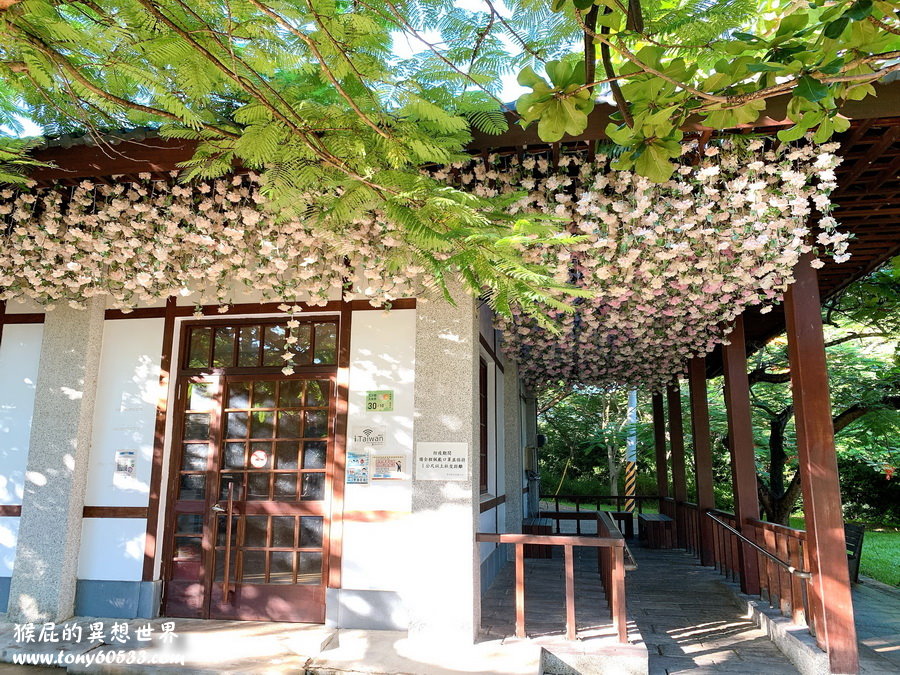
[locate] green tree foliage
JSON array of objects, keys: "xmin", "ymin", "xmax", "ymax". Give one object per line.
[
  {"xmin": 538, "ymin": 386, "xmax": 646, "ymax": 494},
  {"xmin": 0, "ymin": 0, "xmax": 589, "ymax": 320},
  {"xmin": 517, "ymin": 0, "xmax": 900, "ymax": 181}
]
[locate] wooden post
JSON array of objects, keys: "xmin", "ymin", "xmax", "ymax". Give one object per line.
[
  {"xmin": 688, "ymin": 357, "xmax": 716, "ymax": 566},
  {"xmin": 612, "ymin": 544, "xmax": 627, "ymax": 643},
  {"xmin": 652, "ymin": 392, "xmax": 669, "ymax": 499},
  {"xmin": 515, "ymin": 542, "xmax": 525, "ymax": 638},
  {"xmin": 785, "ymin": 254, "xmax": 858, "ymax": 674},
  {"xmin": 722, "ymin": 316, "xmax": 761, "ymax": 595},
  {"xmin": 564, "ymin": 544, "xmax": 576, "ymax": 640},
  {"xmin": 667, "ymin": 380, "xmax": 688, "ymax": 548}
]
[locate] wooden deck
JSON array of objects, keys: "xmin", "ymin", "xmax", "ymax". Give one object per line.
[{"xmin": 480, "ymin": 516, "xmax": 800, "ymax": 673}]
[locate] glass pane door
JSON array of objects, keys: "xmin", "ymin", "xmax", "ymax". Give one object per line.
[
  {"xmin": 208, "ymin": 377, "xmax": 331, "ymax": 622},
  {"xmin": 163, "ymin": 318, "xmax": 338, "ymax": 623}
]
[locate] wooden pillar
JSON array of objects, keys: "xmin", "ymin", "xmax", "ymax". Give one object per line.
[
  {"xmin": 652, "ymin": 392, "xmax": 668, "ymax": 498},
  {"xmin": 0, "ymin": 300, "xmax": 6, "ymax": 351},
  {"xmin": 688, "ymin": 357, "xmax": 716, "ymax": 566},
  {"xmin": 667, "ymin": 380, "xmax": 687, "ymax": 548},
  {"xmin": 722, "ymin": 316, "xmax": 761, "ymax": 595},
  {"xmin": 785, "ymin": 254, "xmax": 858, "ymax": 674}
]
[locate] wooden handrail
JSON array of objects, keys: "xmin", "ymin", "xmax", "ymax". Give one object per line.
[
  {"xmin": 477, "ymin": 532, "xmax": 624, "ymax": 547},
  {"xmin": 708, "ymin": 513, "xmax": 811, "ymax": 579},
  {"xmin": 596, "ymin": 510, "xmax": 638, "ymax": 572},
  {"xmin": 541, "ymin": 493, "xmax": 661, "ymax": 502},
  {"xmin": 476, "ymin": 528, "xmax": 628, "ymax": 643},
  {"xmin": 748, "ymin": 518, "xmax": 807, "ymax": 538}
]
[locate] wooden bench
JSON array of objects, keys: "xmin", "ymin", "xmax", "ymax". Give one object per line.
[
  {"xmin": 522, "ymin": 517, "xmax": 553, "ymax": 558},
  {"xmin": 638, "ymin": 513, "xmax": 675, "ymax": 549},
  {"xmin": 845, "ymin": 523, "xmax": 865, "ymax": 584}
]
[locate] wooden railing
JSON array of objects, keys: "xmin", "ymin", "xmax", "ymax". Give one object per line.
[
  {"xmin": 706, "ymin": 512, "xmax": 812, "ymax": 631},
  {"xmin": 541, "ymin": 510, "xmax": 638, "ymax": 571},
  {"xmin": 476, "ymin": 512, "xmax": 628, "ymax": 643},
  {"xmin": 746, "ymin": 518, "xmax": 811, "ymax": 626},
  {"xmin": 708, "ymin": 509, "xmax": 742, "ymax": 582},
  {"xmin": 676, "ymin": 501, "xmax": 701, "ymax": 555},
  {"xmin": 541, "ymin": 493, "xmax": 661, "ymax": 515}
]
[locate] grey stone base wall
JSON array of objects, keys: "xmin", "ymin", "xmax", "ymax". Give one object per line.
[
  {"xmin": 0, "ymin": 577, "xmax": 9, "ymax": 613},
  {"xmin": 480, "ymin": 545, "xmax": 506, "ymax": 594},
  {"xmin": 325, "ymin": 588, "xmax": 408, "ymax": 631},
  {"xmin": 73, "ymin": 580, "xmax": 161, "ymax": 620}
]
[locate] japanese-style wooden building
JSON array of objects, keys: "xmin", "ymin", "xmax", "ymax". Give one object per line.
[{"xmin": 1, "ymin": 81, "xmax": 899, "ymax": 674}]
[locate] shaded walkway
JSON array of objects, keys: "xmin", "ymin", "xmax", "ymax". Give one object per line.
[
  {"xmin": 853, "ymin": 578, "xmax": 900, "ymax": 673},
  {"xmin": 480, "ymin": 544, "xmax": 647, "ymax": 675},
  {"xmin": 628, "ymin": 546, "xmax": 798, "ymax": 674},
  {"xmin": 480, "ymin": 547, "xmax": 615, "ymax": 641}
]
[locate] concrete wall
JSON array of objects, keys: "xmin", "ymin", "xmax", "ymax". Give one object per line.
[
  {"xmin": 407, "ymin": 291, "xmax": 481, "ymax": 644},
  {"xmin": 328, "ymin": 308, "xmax": 416, "ymax": 630},
  {"xmin": 8, "ymin": 300, "xmax": 105, "ymax": 622},
  {"xmin": 0, "ymin": 324, "xmax": 43, "ymax": 510},
  {"xmin": 83, "ymin": 318, "xmax": 164, "ymax": 509}
]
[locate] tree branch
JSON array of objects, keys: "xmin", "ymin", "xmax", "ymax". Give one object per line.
[
  {"xmin": 748, "ymin": 368, "xmax": 792, "ymax": 385},
  {"xmin": 482, "ymin": 0, "xmax": 546, "ymax": 64},
  {"xmin": 577, "ymin": 10, "xmax": 727, "ymax": 104},
  {"xmin": 868, "ymin": 14, "xmax": 900, "ymax": 36},
  {"xmin": 595, "ymin": 9, "xmax": 633, "ymax": 127},
  {"xmin": 833, "ymin": 395, "xmax": 900, "ymax": 433},
  {"xmin": 247, "ymin": 0, "xmax": 393, "ymax": 141},
  {"xmin": 539, "ymin": 388, "xmax": 573, "ymax": 414},
  {"xmin": 6, "ymin": 26, "xmax": 241, "ymax": 139},
  {"xmin": 357, "ymin": 0, "xmax": 510, "ymax": 112},
  {"xmin": 825, "ymin": 332, "xmax": 895, "ymax": 348}
]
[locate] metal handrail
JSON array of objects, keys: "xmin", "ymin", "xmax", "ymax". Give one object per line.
[
  {"xmin": 541, "ymin": 493, "xmax": 661, "ymax": 501},
  {"xmin": 707, "ymin": 512, "xmax": 812, "ymax": 579}
]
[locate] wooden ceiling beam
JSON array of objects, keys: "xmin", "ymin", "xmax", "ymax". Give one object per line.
[{"xmin": 834, "ymin": 126, "xmax": 900, "ymax": 195}]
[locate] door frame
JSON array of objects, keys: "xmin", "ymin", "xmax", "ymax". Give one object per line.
[{"xmin": 158, "ymin": 310, "xmax": 351, "ymax": 621}]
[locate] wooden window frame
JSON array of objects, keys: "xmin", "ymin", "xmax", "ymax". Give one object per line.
[{"xmin": 479, "ymin": 357, "xmax": 489, "ymax": 494}]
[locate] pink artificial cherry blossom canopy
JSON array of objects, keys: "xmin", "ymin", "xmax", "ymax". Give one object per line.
[
  {"xmin": 437, "ymin": 137, "xmax": 846, "ymax": 391},
  {"xmin": 0, "ymin": 135, "xmax": 847, "ymax": 391}
]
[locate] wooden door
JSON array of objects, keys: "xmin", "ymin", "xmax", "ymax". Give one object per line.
[{"xmin": 162, "ymin": 318, "xmax": 339, "ymax": 623}]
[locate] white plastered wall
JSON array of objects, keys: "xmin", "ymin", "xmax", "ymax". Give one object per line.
[
  {"xmin": 0, "ymin": 518, "xmax": 19, "ymax": 577},
  {"xmin": 341, "ymin": 309, "xmax": 416, "ymax": 592},
  {"xmin": 77, "ymin": 519, "xmax": 147, "ymax": 582},
  {"xmin": 0, "ymin": 323, "xmax": 43, "ymax": 572},
  {"xmin": 77, "ymin": 318, "xmax": 164, "ymax": 581}
]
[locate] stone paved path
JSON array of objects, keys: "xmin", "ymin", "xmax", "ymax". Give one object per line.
[
  {"xmin": 628, "ymin": 546, "xmax": 798, "ymax": 674},
  {"xmin": 853, "ymin": 578, "xmax": 900, "ymax": 673},
  {"xmin": 481, "ymin": 547, "xmax": 615, "ymax": 641}
]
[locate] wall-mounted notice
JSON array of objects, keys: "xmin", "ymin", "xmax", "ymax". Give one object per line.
[
  {"xmin": 115, "ymin": 450, "xmax": 136, "ymax": 476},
  {"xmin": 346, "ymin": 451, "xmax": 370, "ymax": 484},
  {"xmin": 365, "ymin": 390, "xmax": 394, "ymax": 412},
  {"xmin": 415, "ymin": 442, "xmax": 469, "ymax": 481},
  {"xmin": 372, "ymin": 455, "xmax": 408, "ymax": 480},
  {"xmin": 351, "ymin": 426, "xmax": 386, "ymax": 451}
]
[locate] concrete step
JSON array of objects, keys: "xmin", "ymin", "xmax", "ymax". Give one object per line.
[{"xmin": 306, "ymin": 630, "xmax": 542, "ymax": 675}]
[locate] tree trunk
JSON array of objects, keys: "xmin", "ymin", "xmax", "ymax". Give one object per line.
[
  {"xmin": 607, "ymin": 443, "xmax": 619, "ymax": 495},
  {"xmin": 765, "ymin": 473, "xmax": 803, "ymax": 525},
  {"xmin": 758, "ymin": 405, "xmax": 796, "ymax": 524}
]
